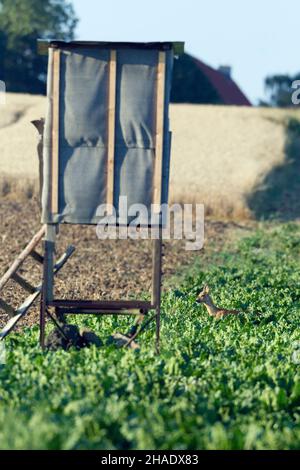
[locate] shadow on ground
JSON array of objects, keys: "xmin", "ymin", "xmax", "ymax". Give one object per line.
[{"xmin": 247, "ymin": 117, "xmax": 300, "ymax": 220}]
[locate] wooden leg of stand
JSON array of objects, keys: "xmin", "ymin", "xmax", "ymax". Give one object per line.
[
  {"xmin": 39, "ymin": 291, "xmax": 46, "ymax": 349},
  {"xmin": 40, "ymin": 241, "xmax": 47, "ymax": 349},
  {"xmin": 152, "ymin": 226, "xmax": 162, "ymax": 355},
  {"xmin": 155, "ymin": 305, "xmax": 161, "ymax": 355},
  {"xmin": 40, "ymin": 226, "xmax": 55, "ymax": 349}
]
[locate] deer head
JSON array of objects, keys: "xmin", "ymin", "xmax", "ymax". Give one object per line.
[
  {"xmin": 196, "ymin": 285, "xmax": 211, "ymax": 304},
  {"xmin": 31, "ymin": 118, "xmax": 45, "ymax": 136}
]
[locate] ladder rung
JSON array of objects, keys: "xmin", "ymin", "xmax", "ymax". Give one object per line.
[
  {"xmin": 0, "ymin": 244, "xmax": 75, "ymax": 340},
  {"xmin": 11, "ymin": 272, "xmax": 36, "ymax": 294},
  {"xmin": 30, "ymin": 250, "xmax": 44, "ymax": 264},
  {"xmin": 0, "ymin": 298, "xmax": 16, "ymax": 318},
  {"xmin": 0, "ymin": 226, "xmax": 46, "ymax": 294}
]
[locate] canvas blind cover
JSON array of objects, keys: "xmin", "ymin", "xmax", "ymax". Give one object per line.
[{"xmin": 41, "ymin": 43, "xmax": 174, "ymax": 225}]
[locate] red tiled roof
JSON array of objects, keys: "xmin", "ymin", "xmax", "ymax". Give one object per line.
[{"xmin": 192, "ymin": 56, "xmax": 252, "ymax": 106}]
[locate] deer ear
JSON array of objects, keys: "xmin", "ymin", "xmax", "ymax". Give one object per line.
[
  {"xmin": 204, "ymin": 285, "xmax": 209, "ymax": 293},
  {"xmin": 31, "ymin": 118, "xmax": 45, "ymax": 134}
]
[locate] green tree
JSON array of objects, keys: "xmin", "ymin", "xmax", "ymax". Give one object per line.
[
  {"xmin": 262, "ymin": 73, "xmax": 300, "ymax": 107},
  {"xmin": 0, "ymin": 0, "xmax": 78, "ymax": 93}
]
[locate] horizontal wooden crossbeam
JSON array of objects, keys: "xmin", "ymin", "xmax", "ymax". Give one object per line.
[
  {"xmin": 49, "ymin": 299, "xmax": 152, "ymax": 312},
  {"xmin": 57, "ymin": 309, "xmax": 146, "ymax": 315}
]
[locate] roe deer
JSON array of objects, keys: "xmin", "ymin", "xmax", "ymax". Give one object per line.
[
  {"xmin": 31, "ymin": 118, "xmax": 45, "ymax": 206},
  {"xmin": 196, "ymin": 285, "xmax": 241, "ymax": 319}
]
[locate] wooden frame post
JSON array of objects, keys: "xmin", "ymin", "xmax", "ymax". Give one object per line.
[
  {"xmin": 51, "ymin": 49, "xmax": 60, "ymax": 215},
  {"xmin": 150, "ymin": 51, "xmax": 166, "ymax": 352}
]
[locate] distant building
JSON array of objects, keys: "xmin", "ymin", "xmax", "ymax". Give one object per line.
[{"xmin": 171, "ymin": 53, "xmax": 251, "ymax": 106}]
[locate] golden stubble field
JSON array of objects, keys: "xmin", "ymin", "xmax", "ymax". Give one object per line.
[{"xmin": 1, "ymin": 92, "xmax": 299, "ymax": 218}]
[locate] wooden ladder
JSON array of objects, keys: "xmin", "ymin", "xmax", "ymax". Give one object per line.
[{"xmin": 0, "ymin": 225, "xmax": 75, "ymax": 340}]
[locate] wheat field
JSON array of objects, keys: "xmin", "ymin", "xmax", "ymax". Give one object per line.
[{"xmin": 1, "ymin": 92, "xmax": 299, "ymax": 218}]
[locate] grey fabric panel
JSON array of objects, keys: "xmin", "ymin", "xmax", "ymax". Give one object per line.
[
  {"xmin": 43, "ymin": 147, "xmax": 108, "ymax": 225},
  {"xmin": 115, "ymin": 49, "xmax": 157, "ymax": 149},
  {"xmin": 60, "ymin": 49, "xmax": 109, "ymax": 148},
  {"xmin": 58, "ymin": 146, "xmax": 107, "ymax": 223},
  {"xmin": 114, "ymin": 147, "xmax": 154, "ymax": 210},
  {"xmin": 42, "ymin": 46, "xmax": 173, "ymax": 225}
]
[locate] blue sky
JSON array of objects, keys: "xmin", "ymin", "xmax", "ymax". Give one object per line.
[{"xmin": 72, "ymin": 0, "xmax": 298, "ymax": 104}]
